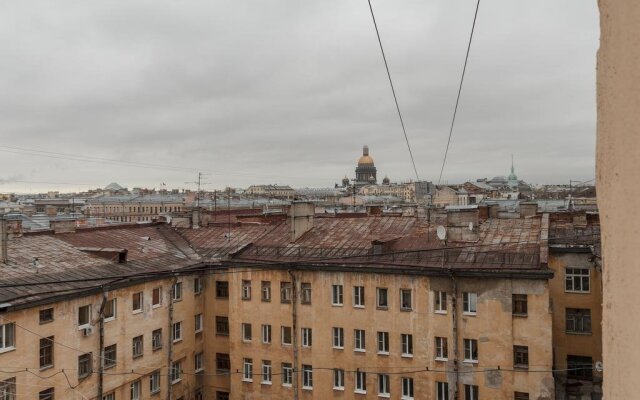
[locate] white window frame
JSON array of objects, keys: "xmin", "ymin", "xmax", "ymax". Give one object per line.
[
  {"xmin": 463, "ymin": 292, "xmax": 477, "ymax": 315},
  {"xmin": 402, "ymin": 377, "xmax": 414, "ymax": 399},
  {"xmin": 435, "ymin": 337, "xmax": 448, "ymax": 361},
  {"xmin": 377, "ymin": 331, "xmax": 389, "ymax": 354},
  {"xmin": 401, "ymin": 334, "xmax": 413, "ymax": 357},
  {"xmin": 261, "ymin": 281, "xmax": 271, "ymax": 302},
  {"xmin": 152, "ymin": 329, "xmax": 162, "ymax": 350},
  {"xmin": 261, "ymin": 360, "xmax": 272, "ymax": 385},
  {"xmin": 281, "ymin": 326, "xmax": 292, "ymax": 345},
  {"xmin": 463, "ymin": 338, "xmax": 478, "ymax": 363},
  {"xmin": 104, "ymin": 299, "xmax": 116, "ymax": 322},
  {"xmin": 333, "ymin": 369, "xmax": 345, "ymax": 390},
  {"xmin": 376, "ymin": 287, "xmax": 388, "ymax": 309},
  {"xmin": 132, "ymin": 292, "xmax": 143, "ymax": 314},
  {"xmin": 378, "ymin": 374, "xmax": 390, "ymax": 397},
  {"xmin": 150, "ymin": 370, "xmax": 161, "ymax": 394},
  {"xmin": 132, "ymin": 335, "xmax": 143, "ymax": 358},
  {"xmin": 302, "ymin": 364, "xmax": 313, "ymax": 390},
  {"xmin": 78, "ymin": 304, "xmax": 92, "ymax": 328},
  {"xmin": 170, "ymin": 360, "xmax": 182, "ymax": 384},
  {"xmin": 152, "ymin": 287, "xmax": 162, "ymax": 308},
  {"xmin": 242, "ymin": 358, "xmax": 253, "ymax": 382},
  {"xmin": 354, "ymin": 329, "xmax": 366, "ymax": 352},
  {"xmin": 565, "ymin": 267, "xmax": 591, "ymax": 293},
  {"xmin": 172, "ymin": 321, "xmax": 182, "ymax": 343},
  {"xmin": 262, "ymin": 324, "xmax": 272, "ymax": 344},
  {"xmin": 354, "ymin": 370, "xmax": 367, "ymax": 394},
  {"xmin": 353, "ymin": 286, "xmax": 365, "ymax": 308},
  {"xmin": 194, "ymin": 352, "xmax": 204, "ymax": 372},
  {"xmin": 434, "ymin": 291, "xmax": 447, "ymax": 313},
  {"xmin": 0, "ymin": 323, "xmax": 15, "ymax": 351},
  {"xmin": 332, "ymin": 285, "xmax": 344, "ymax": 306},
  {"xmin": 172, "ymin": 282, "xmax": 183, "ymax": 301},
  {"xmin": 301, "ymin": 282, "xmax": 312, "ymax": 304},
  {"xmin": 280, "ymin": 282, "xmax": 292, "ymax": 303},
  {"xmin": 301, "ymin": 328, "xmax": 312, "ymax": 348},
  {"xmin": 194, "ymin": 313, "xmax": 203, "ymax": 333},
  {"xmin": 437, "ymin": 381, "xmax": 449, "ymax": 400},
  {"xmin": 242, "ymin": 323, "xmax": 252, "ymax": 342},
  {"xmin": 242, "ymin": 280, "xmax": 252, "ymax": 300},
  {"xmin": 464, "ymin": 384, "xmax": 479, "ymax": 400},
  {"xmin": 332, "ymin": 327, "xmax": 344, "ymax": 349},
  {"xmin": 282, "ymin": 363, "xmax": 293, "ymax": 387},
  {"xmin": 103, "ymin": 393, "xmax": 115, "ymax": 400},
  {"xmin": 130, "ymin": 379, "xmax": 141, "ymax": 400},
  {"xmin": 193, "ymin": 277, "xmax": 203, "ymax": 295},
  {"xmin": 400, "ymin": 289, "xmax": 412, "ymax": 311}
]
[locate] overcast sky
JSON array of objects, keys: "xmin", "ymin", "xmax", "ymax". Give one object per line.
[{"xmin": 0, "ymin": 0, "xmax": 599, "ymax": 193}]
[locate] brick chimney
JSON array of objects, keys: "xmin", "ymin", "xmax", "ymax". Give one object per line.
[{"xmin": 289, "ymin": 202, "xmax": 315, "ymax": 242}]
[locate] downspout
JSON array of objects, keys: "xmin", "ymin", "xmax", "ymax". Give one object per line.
[
  {"xmin": 288, "ymin": 270, "xmax": 299, "ymax": 400},
  {"xmin": 167, "ymin": 277, "xmax": 177, "ymax": 400},
  {"xmin": 450, "ymin": 272, "xmax": 459, "ymax": 400},
  {"xmin": 97, "ymin": 289, "xmax": 108, "ymax": 400}
]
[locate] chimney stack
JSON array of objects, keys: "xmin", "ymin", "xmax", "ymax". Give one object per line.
[
  {"xmin": 289, "ymin": 202, "xmax": 315, "ymax": 242},
  {"xmin": 1, "ymin": 216, "xmax": 8, "ymax": 264}
]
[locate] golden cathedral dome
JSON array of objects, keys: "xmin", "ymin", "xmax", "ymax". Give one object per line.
[{"xmin": 357, "ymin": 145, "xmax": 375, "ymax": 166}]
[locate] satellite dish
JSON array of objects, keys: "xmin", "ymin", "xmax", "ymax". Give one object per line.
[
  {"xmin": 436, "ymin": 225, "xmax": 447, "ymax": 241},
  {"xmin": 595, "ymin": 361, "xmax": 603, "ymax": 372},
  {"xmin": 469, "ymin": 222, "xmax": 474, "ymax": 231}
]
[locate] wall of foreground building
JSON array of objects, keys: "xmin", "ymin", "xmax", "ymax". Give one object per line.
[{"xmin": 597, "ymin": 1, "xmax": 640, "ymax": 399}]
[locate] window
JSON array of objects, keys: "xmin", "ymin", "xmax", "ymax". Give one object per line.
[
  {"xmin": 301, "ymin": 283, "xmax": 312, "ymax": 304},
  {"xmin": 514, "ymin": 345, "xmax": 529, "ymax": 369},
  {"xmin": 333, "ymin": 327, "xmax": 344, "ymax": 349},
  {"xmin": 39, "ymin": 308, "xmax": 54, "ymax": 324},
  {"xmin": 150, "ymin": 370, "xmax": 161, "ymax": 394},
  {"xmin": 280, "ymin": 282, "xmax": 292, "ymax": 303},
  {"xmin": 194, "ymin": 277, "xmax": 203, "ymax": 294},
  {"xmin": 152, "ymin": 329, "xmax": 162, "ymax": 350},
  {"xmin": 132, "ymin": 292, "xmax": 143, "ymax": 313},
  {"xmin": 261, "ymin": 281, "xmax": 271, "ymax": 302},
  {"xmin": 513, "ymin": 294, "xmax": 528, "ymax": 316},
  {"xmin": 78, "ymin": 353, "xmax": 92, "ymax": 379},
  {"xmin": 102, "ymin": 299, "xmax": 116, "ymax": 321},
  {"xmin": 0, "ymin": 378, "xmax": 15, "ymax": 400},
  {"xmin": 129, "ymin": 379, "xmax": 141, "ymax": 400},
  {"xmin": 281, "ymin": 326, "xmax": 292, "ymax": 345},
  {"xmin": 377, "ymin": 288, "xmax": 388, "ymax": 308},
  {"xmin": 104, "ymin": 344, "xmax": 116, "ymax": 368},
  {"xmin": 464, "ymin": 385, "xmax": 479, "ymax": 400},
  {"xmin": 435, "ymin": 337, "xmax": 448, "ymax": 360},
  {"xmin": 400, "ymin": 289, "xmax": 412, "ymax": 311},
  {"xmin": 402, "ymin": 377, "xmax": 414, "ymax": 399},
  {"xmin": 262, "ymin": 324, "xmax": 272, "ymax": 344},
  {"xmin": 195, "ymin": 352, "xmax": 204, "ymax": 372},
  {"xmin": 261, "ymin": 360, "xmax": 272, "ymax": 384},
  {"xmin": 172, "ymin": 282, "xmax": 183, "ymax": 301},
  {"xmin": 354, "ymin": 329, "xmax": 366, "ymax": 352},
  {"xmin": 565, "ymin": 267, "xmax": 590, "ymax": 292},
  {"xmin": 216, "ymin": 392, "xmax": 229, "ymax": 400},
  {"xmin": 216, "ymin": 353, "xmax": 230, "ymax": 373},
  {"xmin": 216, "ymin": 316, "xmax": 229, "ymax": 336},
  {"xmin": 242, "ymin": 280, "xmax": 251, "ymax": 300},
  {"xmin": 242, "ymin": 323, "xmax": 252, "ymax": 342},
  {"xmin": 195, "ymin": 313, "xmax": 203, "ymax": 333},
  {"xmin": 302, "ymin": 365, "xmax": 313, "ymax": 389},
  {"xmin": 567, "ymin": 355, "xmax": 593, "ymax": 380},
  {"xmin": 353, "ymin": 286, "xmax": 365, "ymax": 307},
  {"xmin": 0, "ymin": 323, "xmax": 15, "ymax": 351},
  {"xmin": 38, "ymin": 388, "xmax": 55, "ymax": 400},
  {"xmin": 566, "ymin": 308, "xmax": 592, "ymax": 334},
  {"xmin": 463, "ymin": 292, "xmax": 477, "ymax": 314},
  {"xmin": 435, "ymin": 291, "xmax": 447, "ymax": 313},
  {"xmin": 172, "ymin": 321, "xmax": 182, "ymax": 342},
  {"xmin": 332, "ymin": 284, "xmax": 344, "ymax": 305},
  {"xmin": 152, "ymin": 287, "xmax": 162, "ymax": 307},
  {"xmin": 132, "ymin": 335, "xmax": 143, "ymax": 358},
  {"xmin": 463, "ymin": 339, "xmax": 478, "ymax": 362},
  {"xmin": 78, "ymin": 305, "xmax": 91, "ymax": 327},
  {"xmin": 243, "ymin": 358, "xmax": 253, "ymax": 382},
  {"xmin": 216, "ymin": 281, "xmax": 229, "ymax": 298},
  {"xmin": 39, "ymin": 337, "xmax": 54, "ymax": 368},
  {"xmin": 437, "ymin": 381, "xmax": 449, "ymax": 400},
  {"xmin": 282, "ymin": 363, "xmax": 293, "ymax": 386},
  {"xmin": 378, "ymin": 374, "xmax": 390, "ymax": 397},
  {"xmin": 333, "ymin": 369, "xmax": 345, "ymax": 390},
  {"xmin": 170, "ymin": 360, "xmax": 182, "ymax": 383},
  {"xmin": 103, "ymin": 392, "xmax": 115, "ymax": 400},
  {"xmin": 514, "ymin": 392, "xmax": 530, "ymax": 400},
  {"xmin": 377, "ymin": 331, "xmax": 389, "ymax": 354},
  {"xmin": 355, "ymin": 370, "xmax": 367, "ymax": 393},
  {"xmin": 301, "ymin": 328, "xmax": 312, "ymax": 347},
  {"xmin": 401, "ymin": 334, "xmax": 413, "ymax": 357}
]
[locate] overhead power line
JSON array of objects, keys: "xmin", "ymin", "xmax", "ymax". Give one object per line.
[
  {"xmin": 366, "ymin": 0, "xmax": 420, "ymax": 182},
  {"xmin": 437, "ymin": 0, "xmax": 481, "ymax": 185}
]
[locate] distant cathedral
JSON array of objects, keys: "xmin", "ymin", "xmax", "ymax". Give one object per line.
[{"xmin": 355, "ymin": 145, "xmax": 377, "ymax": 186}]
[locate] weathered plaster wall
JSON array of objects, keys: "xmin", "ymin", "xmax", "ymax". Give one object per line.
[{"xmin": 597, "ymin": 1, "xmax": 640, "ymax": 398}]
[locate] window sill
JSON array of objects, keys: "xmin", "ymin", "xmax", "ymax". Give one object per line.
[
  {"xmin": 333, "ymin": 346, "xmax": 344, "ymax": 350},
  {"xmin": 133, "ymin": 354, "xmax": 143, "ymax": 359},
  {"xmin": 463, "ymin": 312, "xmax": 477, "ymax": 316},
  {"xmin": 104, "ymin": 317, "xmax": 115, "ymax": 323},
  {"xmin": 78, "ymin": 324, "xmax": 91, "ymax": 331},
  {"xmin": 195, "ymin": 368, "xmax": 204, "ymax": 373},
  {"xmin": 282, "ymin": 343, "xmax": 292, "ymax": 346},
  {"xmin": 241, "ymin": 298, "xmax": 251, "ymax": 301},
  {"xmin": 434, "ymin": 310, "xmax": 447, "ymax": 315},
  {"xmin": 261, "ymin": 381, "xmax": 272, "ymax": 385},
  {"xmin": 377, "ymin": 351, "xmax": 389, "ymax": 356},
  {"xmin": 153, "ymin": 346, "xmax": 163, "ymax": 352},
  {"xmin": 242, "ymin": 379, "xmax": 253, "ymax": 383},
  {"xmin": 150, "ymin": 389, "xmax": 160, "ymax": 396},
  {"xmin": 435, "ymin": 357, "xmax": 448, "ymax": 362},
  {"xmin": 353, "ymin": 305, "xmax": 365, "ymax": 309},
  {"xmin": 514, "ymin": 365, "xmax": 529, "ymax": 370},
  {"xmin": 564, "ymin": 290, "xmax": 591, "ymax": 295},
  {"xmin": 282, "ymin": 383, "xmax": 292, "ymax": 388},
  {"xmin": 302, "ymin": 386, "xmax": 313, "ymax": 391},
  {"xmin": 354, "ymin": 390, "xmax": 367, "ymax": 395},
  {"xmin": 400, "ymin": 308, "xmax": 413, "ymax": 312},
  {"xmin": 0, "ymin": 347, "xmax": 16, "ymax": 354},
  {"xmin": 104, "ymin": 364, "xmax": 116, "ymax": 370},
  {"xmin": 463, "ymin": 360, "xmax": 479, "ymax": 364},
  {"xmin": 172, "ymin": 339, "xmax": 182, "ymax": 344},
  {"xmin": 39, "ymin": 365, "xmax": 54, "ymax": 372},
  {"xmin": 261, "ymin": 299, "xmax": 271, "ymax": 303},
  {"xmin": 512, "ymin": 313, "xmax": 528, "ymax": 318},
  {"xmin": 401, "ymin": 354, "xmax": 414, "ymax": 358},
  {"xmin": 331, "ymin": 303, "xmax": 344, "ymax": 307},
  {"xmin": 354, "ymin": 349, "xmax": 366, "ymax": 353},
  {"xmin": 243, "ymin": 340, "xmax": 252, "ymax": 343},
  {"xmin": 172, "ymin": 298, "xmax": 182, "ymax": 303},
  {"xmin": 132, "ymin": 309, "xmax": 143, "ymax": 315},
  {"xmin": 333, "ymin": 387, "xmax": 345, "ymax": 391},
  {"xmin": 565, "ymin": 331, "xmax": 592, "ymax": 336},
  {"xmin": 376, "ymin": 306, "xmax": 389, "ymax": 310},
  {"xmin": 378, "ymin": 394, "xmax": 390, "ymax": 399},
  {"xmin": 152, "ymin": 304, "xmax": 162, "ymax": 309},
  {"xmin": 401, "ymin": 397, "xmax": 415, "ymax": 400},
  {"xmin": 195, "ymin": 329, "xmax": 203, "ymax": 334}
]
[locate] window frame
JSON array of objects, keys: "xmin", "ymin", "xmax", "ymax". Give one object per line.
[
  {"xmin": 150, "ymin": 370, "xmax": 161, "ymax": 394},
  {"xmin": 353, "ymin": 286, "xmax": 365, "ymax": 308},
  {"xmin": 261, "ymin": 360, "xmax": 272, "ymax": 384},
  {"xmin": 401, "ymin": 333, "xmax": 413, "ymax": 357},
  {"xmin": 400, "ymin": 289, "xmax": 412, "ymax": 311},
  {"xmin": 132, "ymin": 335, "xmax": 143, "ymax": 359},
  {"xmin": 152, "ymin": 329, "xmax": 162, "ymax": 351},
  {"xmin": 172, "ymin": 282, "xmax": 183, "ymax": 302},
  {"xmin": 377, "ymin": 331, "xmax": 389, "ymax": 354},
  {"xmin": 242, "ymin": 323, "xmax": 252, "ymax": 342},
  {"xmin": 281, "ymin": 326, "xmax": 292, "ymax": 345},
  {"xmin": 462, "ymin": 292, "xmax": 477, "ymax": 315},
  {"xmin": 333, "ymin": 327, "xmax": 344, "ymax": 349},
  {"xmin": 262, "ymin": 324, "xmax": 272, "ymax": 344},
  {"xmin": 104, "ymin": 344, "xmax": 117, "ymax": 369},
  {"xmin": 332, "ymin": 284, "xmax": 344, "ymax": 306},
  {"xmin": 216, "ymin": 316, "xmax": 229, "ymax": 336},
  {"xmin": 464, "ymin": 384, "xmax": 479, "ymax": 400},
  {"xmin": 376, "ymin": 287, "xmax": 388, "ymax": 309},
  {"xmin": 195, "ymin": 352, "xmax": 204, "ymax": 373},
  {"xmin": 402, "ymin": 377, "xmax": 414, "ymax": 400},
  {"xmin": 170, "ymin": 360, "xmax": 182, "ymax": 384},
  {"xmin": 513, "ymin": 345, "xmax": 529, "ymax": 369},
  {"xmin": 280, "ymin": 282, "xmax": 292, "ymax": 303},
  {"xmin": 437, "ymin": 381, "xmax": 449, "ymax": 400},
  {"xmin": 566, "ymin": 308, "xmax": 592, "ymax": 334},
  {"xmin": 354, "ymin": 370, "xmax": 367, "ymax": 394},
  {"xmin": 378, "ymin": 374, "xmax": 390, "ymax": 397},
  {"xmin": 463, "ymin": 338, "xmax": 478, "ymax": 363},
  {"xmin": 172, "ymin": 321, "xmax": 182, "ymax": 343},
  {"xmin": 302, "ymin": 364, "xmax": 313, "ymax": 390},
  {"xmin": 216, "ymin": 281, "xmax": 229, "ymax": 298},
  {"xmin": 434, "ymin": 291, "xmax": 447, "ymax": 313},
  {"xmin": 152, "ymin": 287, "xmax": 162, "ymax": 308},
  {"xmin": 301, "ymin": 283, "xmax": 312, "ymax": 304},
  {"xmin": 78, "ymin": 353, "xmax": 93, "ymax": 379},
  {"xmin": 243, "ymin": 358, "xmax": 253, "ymax": 382},
  {"xmin": 435, "ymin": 337, "xmax": 448, "ymax": 361},
  {"xmin": 512, "ymin": 294, "xmax": 528, "ymax": 316},
  {"xmin": 354, "ymin": 329, "xmax": 366, "ymax": 352},
  {"xmin": 78, "ymin": 304, "xmax": 92, "ymax": 328},
  {"xmin": 261, "ymin": 281, "xmax": 271, "ymax": 302},
  {"xmin": 39, "ymin": 336, "xmax": 54, "ymax": 369},
  {"xmin": 132, "ymin": 292, "xmax": 143, "ymax": 314},
  {"xmin": 282, "ymin": 363, "xmax": 293, "ymax": 386},
  {"xmin": 301, "ymin": 327, "xmax": 312, "ymax": 348},
  {"xmin": 565, "ymin": 267, "xmax": 591, "ymax": 293},
  {"xmin": 39, "ymin": 308, "xmax": 54, "ymax": 324},
  {"xmin": 194, "ymin": 313, "xmax": 203, "ymax": 333}
]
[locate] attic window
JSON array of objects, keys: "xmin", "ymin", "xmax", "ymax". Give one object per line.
[{"xmin": 373, "ymin": 244, "xmax": 383, "ymax": 255}]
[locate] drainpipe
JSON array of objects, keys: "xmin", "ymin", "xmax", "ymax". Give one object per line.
[
  {"xmin": 0, "ymin": 216, "xmax": 8, "ymax": 265},
  {"xmin": 167, "ymin": 277, "xmax": 177, "ymax": 400},
  {"xmin": 288, "ymin": 270, "xmax": 299, "ymax": 400},
  {"xmin": 450, "ymin": 272, "xmax": 459, "ymax": 400},
  {"xmin": 97, "ymin": 289, "xmax": 108, "ymax": 400}
]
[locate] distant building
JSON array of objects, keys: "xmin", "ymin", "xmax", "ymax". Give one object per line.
[
  {"xmin": 355, "ymin": 145, "xmax": 377, "ymax": 186},
  {"xmin": 244, "ymin": 185, "xmax": 295, "ymax": 199}
]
